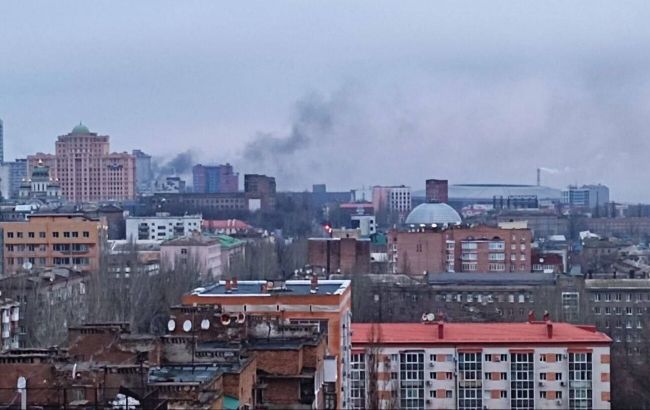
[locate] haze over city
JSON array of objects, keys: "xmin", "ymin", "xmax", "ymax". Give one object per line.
[{"xmin": 2, "ymin": 1, "xmax": 650, "ymax": 200}]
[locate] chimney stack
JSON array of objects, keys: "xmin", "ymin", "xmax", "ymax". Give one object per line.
[
  {"xmin": 310, "ymin": 275, "xmax": 319, "ymax": 294},
  {"xmin": 232, "ymin": 276, "xmax": 238, "ymax": 290},
  {"xmin": 537, "ymin": 168, "xmax": 541, "ymax": 186},
  {"xmin": 437, "ymin": 321, "xmax": 444, "ymax": 339},
  {"xmin": 528, "ymin": 310, "xmax": 536, "ymax": 323},
  {"xmin": 225, "ymin": 278, "xmax": 232, "ymax": 294},
  {"xmin": 546, "ymin": 322, "xmax": 553, "ymax": 339}
]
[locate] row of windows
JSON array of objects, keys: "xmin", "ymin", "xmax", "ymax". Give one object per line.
[
  {"xmin": 6, "ymin": 244, "xmax": 89, "ymax": 252},
  {"xmin": 6, "ymin": 257, "xmax": 90, "ymax": 266},
  {"xmin": 435, "ymin": 293, "xmax": 533, "ymax": 304},
  {"xmin": 594, "ymin": 306, "xmax": 646, "ymax": 315},
  {"xmin": 594, "ymin": 292, "xmax": 650, "ymax": 302},
  {"xmin": 6, "ymin": 231, "xmax": 90, "ymax": 239}
]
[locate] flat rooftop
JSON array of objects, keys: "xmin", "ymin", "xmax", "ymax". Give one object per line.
[
  {"xmin": 586, "ymin": 278, "xmax": 650, "ymax": 290},
  {"xmin": 148, "ymin": 365, "xmax": 222, "ymax": 384},
  {"xmin": 427, "ymin": 272, "xmax": 556, "ymax": 286},
  {"xmin": 191, "ymin": 279, "xmax": 350, "ymax": 297}
]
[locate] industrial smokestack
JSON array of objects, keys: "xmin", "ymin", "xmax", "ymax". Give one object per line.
[{"xmin": 536, "ymin": 168, "xmax": 541, "ymax": 186}]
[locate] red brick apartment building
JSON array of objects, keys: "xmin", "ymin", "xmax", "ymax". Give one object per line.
[
  {"xmin": 0, "ymin": 213, "xmax": 106, "ymax": 275},
  {"xmin": 182, "ymin": 278, "xmax": 352, "ymax": 409},
  {"xmin": 389, "ymin": 224, "xmax": 533, "ymax": 275},
  {"xmin": 0, "ymin": 308, "xmax": 332, "ymax": 409},
  {"xmin": 351, "ymin": 319, "xmax": 612, "ymax": 409},
  {"xmin": 308, "ymin": 237, "xmax": 371, "ymax": 274}
]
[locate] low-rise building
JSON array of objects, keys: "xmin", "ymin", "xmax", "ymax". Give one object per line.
[
  {"xmin": 0, "ymin": 298, "xmax": 19, "ymax": 350},
  {"xmin": 160, "ymin": 232, "xmax": 222, "ymax": 280},
  {"xmin": 351, "ymin": 319, "xmax": 612, "ymax": 410},
  {"xmin": 125, "ymin": 212, "xmax": 202, "ymax": 242},
  {"xmin": 0, "ymin": 267, "xmax": 89, "ymax": 347}
]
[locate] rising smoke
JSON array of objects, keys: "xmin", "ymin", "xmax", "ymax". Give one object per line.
[
  {"xmin": 238, "ymin": 70, "xmax": 650, "ymax": 200},
  {"xmin": 152, "ymin": 150, "xmax": 196, "ymax": 178}
]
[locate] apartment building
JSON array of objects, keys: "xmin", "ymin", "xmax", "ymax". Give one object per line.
[
  {"xmin": 181, "ymin": 278, "xmax": 352, "ymax": 409},
  {"xmin": 160, "ymin": 232, "xmax": 222, "ymax": 280},
  {"xmin": 585, "ymin": 278, "xmax": 650, "ymax": 357},
  {"xmin": 192, "ymin": 163, "xmax": 239, "ymax": 193},
  {"xmin": 27, "ymin": 124, "xmax": 136, "ymax": 202},
  {"xmin": 351, "ymin": 319, "xmax": 611, "ymax": 410},
  {"xmin": 373, "ymin": 185, "xmax": 412, "ymax": 216},
  {"xmin": 389, "ymin": 223, "xmax": 533, "ymax": 275},
  {"xmin": 0, "ymin": 214, "xmax": 105, "ymax": 274},
  {"xmin": 0, "ymin": 298, "xmax": 19, "ymax": 351},
  {"xmin": 244, "ymin": 174, "xmax": 277, "ymax": 211},
  {"xmin": 125, "ymin": 212, "xmax": 201, "ymax": 242}
]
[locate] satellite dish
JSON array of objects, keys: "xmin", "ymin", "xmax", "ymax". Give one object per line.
[
  {"xmin": 182, "ymin": 320, "xmax": 192, "ymax": 332},
  {"xmin": 22, "ymin": 262, "xmax": 32, "ymax": 271},
  {"xmin": 167, "ymin": 319, "xmax": 176, "ymax": 332},
  {"xmin": 426, "ymin": 313, "xmax": 436, "ymax": 322},
  {"xmin": 200, "ymin": 319, "xmax": 210, "ymax": 330},
  {"xmin": 17, "ymin": 376, "xmax": 26, "ymax": 389}
]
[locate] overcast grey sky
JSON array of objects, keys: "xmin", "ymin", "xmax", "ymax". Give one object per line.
[{"xmin": 2, "ymin": 1, "xmax": 650, "ymax": 200}]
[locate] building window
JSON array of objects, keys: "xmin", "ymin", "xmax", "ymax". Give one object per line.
[
  {"xmin": 399, "ymin": 352, "xmax": 424, "ymax": 410},
  {"xmin": 510, "ymin": 352, "xmax": 534, "ymax": 409},
  {"xmin": 500, "ymin": 391, "xmax": 508, "ymax": 399},
  {"xmin": 562, "ymin": 292, "xmax": 580, "ymax": 322},
  {"xmin": 7, "ymin": 232, "xmax": 14, "ymax": 238},
  {"xmin": 39, "ymin": 232, "xmax": 46, "ymax": 238},
  {"xmin": 63, "ymin": 232, "xmax": 71, "ymax": 238},
  {"xmin": 52, "ymin": 232, "xmax": 60, "ymax": 238},
  {"xmin": 83, "ymin": 231, "xmax": 90, "ymax": 238},
  {"xmin": 569, "ymin": 353, "xmax": 592, "ymax": 410},
  {"xmin": 16, "ymin": 232, "xmax": 23, "ymax": 238},
  {"xmin": 350, "ymin": 353, "xmax": 366, "ymax": 410},
  {"xmin": 458, "ymin": 352, "xmax": 482, "ymax": 410},
  {"xmin": 28, "ymin": 232, "xmax": 35, "ymax": 238}
]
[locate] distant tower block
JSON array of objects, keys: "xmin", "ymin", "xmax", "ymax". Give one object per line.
[{"xmin": 426, "ymin": 179, "xmax": 448, "ymax": 203}]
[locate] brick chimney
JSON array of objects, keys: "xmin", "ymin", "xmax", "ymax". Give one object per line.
[
  {"xmin": 546, "ymin": 322, "xmax": 553, "ymax": 339},
  {"xmin": 437, "ymin": 321, "xmax": 444, "ymax": 339},
  {"xmin": 528, "ymin": 310, "xmax": 536, "ymax": 323},
  {"xmin": 232, "ymin": 276, "xmax": 238, "ymax": 290},
  {"xmin": 310, "ymin": 275, "xmax": 319, "ymax": 294},
  {"xmin": 225, "ymin": 278, "xmax": 232, "ymax": 294}
]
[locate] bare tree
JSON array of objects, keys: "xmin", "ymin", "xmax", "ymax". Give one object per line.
[
  {"xmin": 87, "ymin": 239, "xmax": 202, "ymax": 334},
  {"xmin": 363, "ymin": 323, "xmax": 398, "ymax": 410}
]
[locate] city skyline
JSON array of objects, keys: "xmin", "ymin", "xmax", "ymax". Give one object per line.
[{"xmin": 2, "ymin": 2, "xmax": 650, "ymax": 201}]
